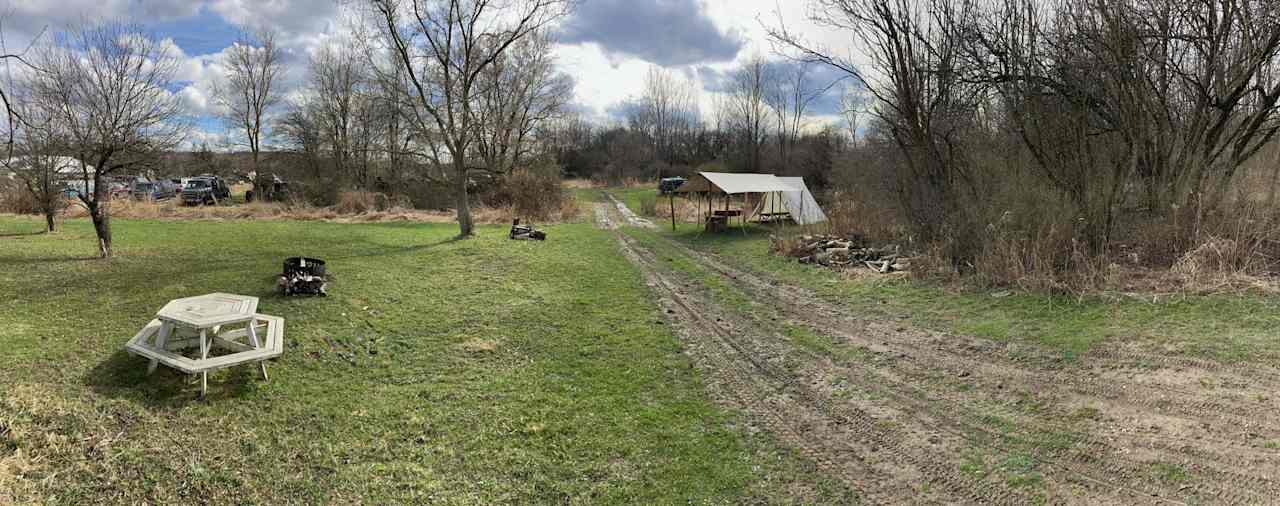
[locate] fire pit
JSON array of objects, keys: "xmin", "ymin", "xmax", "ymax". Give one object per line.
[{"xmin": 279, "ymin": 257, "xmax": 327, "ymax": 296}]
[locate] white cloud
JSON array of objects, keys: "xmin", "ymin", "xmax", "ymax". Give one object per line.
[{"xmin": 1, "ymin": 0, "xmax": 867, "ymax": 137}]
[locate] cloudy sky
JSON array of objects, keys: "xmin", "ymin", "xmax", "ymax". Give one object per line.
[{"xmin": 0, "ymin": 0, "xmax": 860, "ymax": 148}]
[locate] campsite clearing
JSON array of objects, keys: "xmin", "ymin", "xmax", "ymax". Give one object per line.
[
  {"xmin": 4, "ymin": 196, "xmax": 1280, "ymax": 504},
  {"xmin": 0, "ymin": 215, "xmax": 851, "ymax": 504}
]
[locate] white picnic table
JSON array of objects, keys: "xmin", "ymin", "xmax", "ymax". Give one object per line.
[{"xmin": 125, "ymin": 293, "xmax": 284, "ymax": 397}]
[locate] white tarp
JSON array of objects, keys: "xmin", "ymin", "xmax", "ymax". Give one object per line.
[
  {"xmin": 754, "ymin": 177, "xmax": 828, "ymax": 225},
  {"xmin": 677, "ymin": 172, "xmax": 794, "ymax": 194}
]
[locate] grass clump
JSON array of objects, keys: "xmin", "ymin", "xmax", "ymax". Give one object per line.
[{"xmin": 1148, "ymin": 462, "xmax": 1191, "ymax": 483}]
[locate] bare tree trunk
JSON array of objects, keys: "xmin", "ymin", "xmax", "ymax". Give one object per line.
[
  {"xmin": 45, "ymin": 211, "xmax": 56, "ymax": 233},
  {"xmin": 454, "ymin": 162, "xmax": 474, "ymax": 237},
  {"xmin": 88, "ymin": 179, "xmax": 112, "ymax": 257},
  {"xmin": 251, "ymin": 150, "xmax": 260, "ymax": 200}
]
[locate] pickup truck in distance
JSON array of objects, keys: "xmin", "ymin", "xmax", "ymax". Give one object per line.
[{"xmin": 181, "ymin": 176, "xmax": 232, "ymax": 205}]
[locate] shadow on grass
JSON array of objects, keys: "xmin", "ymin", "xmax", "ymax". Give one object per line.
[
  {"xmin": 87, "ymin": 349, "xmax": 266, "ymax": 409},
  {"xmin": 0, "ymin": 230, "xmax": 46, "ymax": 238},
  {"xmin": 7, "ymin": 235, "xmax": 463, "ymax": 302},
  {"xmin": 328, "ymin": 234, "xmax": 465, "ymax": 262},
  {"xmin": 0, "ymin": 255, "xmax": 99, "ymax": 265}
]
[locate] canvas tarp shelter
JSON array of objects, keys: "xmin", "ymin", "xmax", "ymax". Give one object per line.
[
  {"xmin": 675, "ymin": 172, "xmax": 794, "ymax": 194},
  {"xmin": 754, "ymin": 176, "xmax": 828, "ymax": 225},
  {"xmin": 674, "ymin": 171, "xmax": 828, "ymax": 225}
]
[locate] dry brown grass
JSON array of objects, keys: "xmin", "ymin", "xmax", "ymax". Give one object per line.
[
  {"xmin": 52, "ymin": 193, "xmax": 583, "ymax": 225},
  {"xmin": 651, "ymin": 195, "xmax": 702, "ymax": 222},
  {"xmin": 619, "ymin": 177, "xmax": 653, "ymax": 189},
  {"xmin": 562, "ymin": 179, "xmax": 599, "ymax": 189},
  {"xmin": 459, "ymin": 338, "xmax": 498, "ymax": 354},
  {"xmin": 822, "ymin": 189, "xmax": 909, "ymax": 244}
]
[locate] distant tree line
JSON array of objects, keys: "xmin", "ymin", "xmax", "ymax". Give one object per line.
[{"xmin": 546, "ymin": 58, "xmax": 857, "ymax": 191}]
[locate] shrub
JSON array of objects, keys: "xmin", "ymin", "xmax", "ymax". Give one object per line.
[
  {"xmin": 334, "ymin": 190, "xmax": 378, "ymax": 214},
  {"xmin": 481, "ymin": 165, "xmax": 574, "ymax": 221},
  {"xmin": 0, "ymin": 180, "xmax": 38, "ymax": 214}
]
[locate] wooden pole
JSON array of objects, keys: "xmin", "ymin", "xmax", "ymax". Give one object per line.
[{"xmin": 669, "ymin": 192, "xmax": 676, "ymax": 231}]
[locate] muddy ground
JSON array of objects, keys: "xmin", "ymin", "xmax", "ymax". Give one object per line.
[{"xmin": 595, "ymin": 199, "xmax": 1280, "ymax": 505}]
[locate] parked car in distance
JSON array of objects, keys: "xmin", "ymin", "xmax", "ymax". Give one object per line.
[
  {"xmin": 181, "ymin": 176, "xmax": 232, "ymax": 205},
  {"xmin": 132, "ymin": 179, "xmax": 177, "ymax": 201},
  {"xmin": 658, "ymin": 176, "xmax": 687, "ymax": 195},
  {"xmin": 109, "ymin": 182, "xmax": 132, "ymax": 200}
]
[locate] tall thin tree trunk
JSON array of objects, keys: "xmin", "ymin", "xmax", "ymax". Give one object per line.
[
  {"xmin": 86, "ymin": 170, "xmax": 113, "ymax": 257},
  {"xmin": 88, "ymin": 197, "xmax": 112, "ymax": 258},
  {"xmin": 251, "ymin": 149, "xmax": 261, "ymax": 201},
  {"xmin": 454, "ymin": 161, "xmax": 474, "ymax": 237}
]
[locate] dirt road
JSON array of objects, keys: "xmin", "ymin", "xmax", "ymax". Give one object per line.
[{"xmin": 598, "ymin": 195, "xmax": 1280, "ymax": 505}]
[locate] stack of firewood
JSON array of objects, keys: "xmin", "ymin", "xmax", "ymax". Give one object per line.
[{"xmin": 773, "ymin": 234, "xmax": 908, "ymax": 273}]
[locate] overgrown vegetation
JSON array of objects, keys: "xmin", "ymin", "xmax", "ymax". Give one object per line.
[
  {"xmin": 763, "ymin": 0, "xmax": 1280, "ymax": 291},
  {"xmin": 649, "ymin": 223, "xmax": 1280, "ymax": 361}
]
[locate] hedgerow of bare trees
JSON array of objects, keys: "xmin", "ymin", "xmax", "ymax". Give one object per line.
[
  {"xmin": 764, "ymin": 0, "xmax": 1280, "ymax": 281},
  {"xmin": 215, "ymin": 28, "xmax": 284, "ymax": 201}
]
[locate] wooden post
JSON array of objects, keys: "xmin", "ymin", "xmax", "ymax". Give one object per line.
[
  {"xmin": 149, "ymin": 322, "xmax": 170, "ymax": 375},
  {"xmin": 669, "ymin": 193, "xmax": 676, "ymax": 231},
  {"xmin": 199, "ymin": 328, "xmax": 209, "ymax": 398}
]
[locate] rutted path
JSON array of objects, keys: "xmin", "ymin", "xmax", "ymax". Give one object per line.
[
  {"xmin": 599, "ymin": 192, "xmax": 1280, "ymax": 504},
  {"xmin": 605, "ymin": 193, "xmax": 656, "ymax": 229}
]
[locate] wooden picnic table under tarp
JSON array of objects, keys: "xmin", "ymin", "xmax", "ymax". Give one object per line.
[{"xmin": 673, "ymin": 172, "xmax": 810, "ymax": 232}]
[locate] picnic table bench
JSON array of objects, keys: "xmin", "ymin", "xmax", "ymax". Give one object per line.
[{"xmin": 125, "ymin": 293, "xmax": 284, "ymax": 397}]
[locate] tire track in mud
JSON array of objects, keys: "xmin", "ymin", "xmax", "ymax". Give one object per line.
[
  {"xmin": 617, "ymin": 230, "xmax": 1201, "ymax": 505},
  {"xmin": 605, "ymin": 193, "xmax": 656, "ymax": 229},
  {"xmin": 600, "ymin": 194, "xmax": 1190, "ymax": 503},
  {"xmin": 684, "ymin": 241, "xmax": 1280, "ymax": 442},
  {"xmin": 639, "ymin": 231, "xmax": 1280, "ymax": 504},
  {"xmin": 686, "ymin": 240, "xmax": 1280, "ymax": 442},
  {"xmin": 614, "ymin": 232, "xmax": 1038, "ymax": 505},
  {"xmin": 597, "ymin": 200, "xmax": 1050, "ymax": 503}
]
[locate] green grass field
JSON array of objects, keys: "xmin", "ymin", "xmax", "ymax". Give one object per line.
[
  {"xmin": 642, "ymin": 222, "xmax": 1280, "ymax": 362},
  {"xmin": 0, "ymin": 216, "xmax": 842, "ymax": 504}
]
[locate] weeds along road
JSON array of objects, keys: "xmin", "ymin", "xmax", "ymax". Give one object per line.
[{"xmin": 598, "ymin": 194, "xmax": 1280, "ymax": 505}]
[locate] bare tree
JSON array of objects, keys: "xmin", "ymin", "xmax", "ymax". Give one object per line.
[
  {"xmin": 2, "ymin": 102, "xmax": 69, "ymax": 232},
  {"xmin": 768, "ymin": 61, "xmax": 841, "ymax": 168},
  {"xmin": 636, "ymin": 66, "xmax": 699, "ymax": 166},
  {"xmin": 215, "ymin": 28, "xmax": 284, "ymax": 201},
  {"xmin": 769, "ymin": 0, "xmax": 985, "ymax": 252},
  {"xmin": 839, "ymin": 84, "xmax": 868, "ymax": 146},
  {"xmin": 307, "ymin": 42, "xmax": 366, "ymax": 185},
  {"xmin": 28, "ymin": 23, "xmax": 185, "ymax": 257},
  {"xmin": 0, "ymin": 17, "xmax": 59, "ymax": 229},
  {"xmin": 725, "ymin": 54, "xmax": 774, "ymax": 172},
  {"xmin": 475, "ymin": 30, "xmax": 573, "ymax": 174},
  {"xmin": 368, "ymin": 0, "xmax": 575, "ymax": 237},
  {"xmin": 969, "ymin": 0, "xmax": 1280, "ymax": 246}
]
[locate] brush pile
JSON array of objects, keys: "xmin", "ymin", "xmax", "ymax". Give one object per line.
[{"xmin": 772, "ymin": 234, "xmax": 908, "ymax": 273}]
